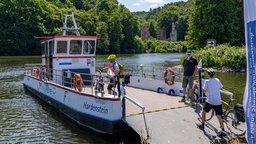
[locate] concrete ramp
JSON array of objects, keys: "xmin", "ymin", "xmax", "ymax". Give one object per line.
[
  {"xmin": 123, "ymin": 87, "xmax": 237, "ymax": 144},
  {"xmin": 124, "ymin": 107, "xmax": 213, "ymax": 144}
]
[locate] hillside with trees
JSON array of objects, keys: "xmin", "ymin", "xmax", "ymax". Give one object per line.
[
  {"xmin": 0, "ymin": 0, "xmax": 139, "ymax": 55},
  {"xmin": 0, "ymin": 0, "xmax": 245, "ymax": 56}
]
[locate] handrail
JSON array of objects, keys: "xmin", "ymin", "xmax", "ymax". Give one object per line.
[
  {"xmin": 124, "ymin": 95, "xmax": 145, "ymax": 110},
  {"xmin": 123, "ymin": 94, "xmax": 150, "ymax": 139},
  {"xmin": 97, "ymin": 63, "xmax": 183, "ymax": 82},
  {"xmin": 220, "ymin": 88, "xmax": 235, "ymax": 109},
  {"xmin": 220, "ymin": 89, "xmax": 233, "ymax": 98}
]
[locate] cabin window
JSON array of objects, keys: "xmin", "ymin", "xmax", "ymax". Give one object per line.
[
  {"xmin": 70, "ymin": 40, "xmax": 82, "ymax": 54},
  {"xmin": 83, "ymin": 40, "xmax": 95, "ymax": 54},
  {"xmin": 41, "ymin": 43, "xmax": 46, "ymax": 55},
  {"xmin": 57, "ymin": 41, "xmax": 67, "ymax": 54}
]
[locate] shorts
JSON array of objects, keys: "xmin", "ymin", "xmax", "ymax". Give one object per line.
[
  {"xmin": 182, "ymin": 76, "xmax": 194, "ymax": 89},
  {"xmin": 203, "ymin": 102, "xmax": 223, "ymax": 116},
  {"xmin": 107, "ymin": 77, "xmax": 117, "ymax": 90}
]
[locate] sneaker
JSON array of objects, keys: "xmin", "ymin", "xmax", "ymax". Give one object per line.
[
  {"xmin": 190, "ymin": 102, "xmax": 195, "ymax": 106},
  {"xmin": 196, "ymin": 123, "xmax": 204, "ymax": 131},
  {"xmin": 180, "ymin": 97, "xmax": 185, "ymax": 102},
  {"xmin": 217, "ymin": 131, "xmax": 226, "ymax": 138},
  {"xmin": 186, "ymin": 96, "xmax": 192, "ymax": 102}
]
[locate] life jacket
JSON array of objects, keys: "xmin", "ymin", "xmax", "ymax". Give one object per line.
[{"xmin": 107, "ymin": 63, "xmax": 115, "ymax": 76}]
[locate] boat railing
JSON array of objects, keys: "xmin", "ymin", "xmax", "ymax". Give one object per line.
[
  {"xmin": 97, "ymin": 63, "xmax": 184, "ymax": 82},
  {"xmin": 24, "ymin": 64, "xmax": 119, "ymax": 97},
  {"xmin": 24, "ymin": 64, "xmax": 42, "ymax": 76}
]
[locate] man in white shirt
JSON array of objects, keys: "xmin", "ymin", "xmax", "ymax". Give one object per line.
[{"xmin": 197, "ymin": 68, "xmax": 225, "ymax": 137}]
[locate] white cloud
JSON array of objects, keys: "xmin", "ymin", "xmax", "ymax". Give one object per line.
[
  {"xmin": 133, "ymin": 3, "xmax": 141, "ymax": 6},
  {"xmin": 149, "ymin": 4, "xmax": 159, "ymax": 9},
  {"xmin": 118, "ymin": 0, "xmax": 188, "ymax": 12},
  {"xmin": 144, "ymin": 0, "xmax": 167, "ymax": 4}
]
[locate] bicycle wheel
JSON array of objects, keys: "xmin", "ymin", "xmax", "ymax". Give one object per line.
[
  {"xmin": 224, "ymin": 110, "xmax": 246, "ymax": 136},
  {"xmin": 193, "ymin": 87, "xmax": 199, "ymax": 102},
  {"xmin": 195, "ymin": 97, "xmax": 214, "ymax": 121}
]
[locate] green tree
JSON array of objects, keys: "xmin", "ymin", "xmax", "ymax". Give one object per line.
[
  {"xmin": 157, "ymin": 7, "xmax": 179, "ymax": 39},
  {"xmin": 186, "ymin": 0, "xmax": 244, "ymax": 49},
  {"xmin": 176, "ymin": 16, "xmax": 188, "ymax": 41},
  {"xmin": 149, "ymin": 22, "xmax": 157, "ymax": 38},
  {"xmin": 119, "ymin": 6, "xmax": 139, "ymax": 53},
  {"xmin": 0, "ymin": 0, "xmax": 61, "ymax": 55},
  {"xmin": 108, "ymin": 12, "xmax": 123, "ymax": 53}
]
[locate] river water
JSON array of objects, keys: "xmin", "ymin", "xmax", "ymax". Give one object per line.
[{"xmin": 0, "ymin": 54, "xmax": 246, "ymax": 143}]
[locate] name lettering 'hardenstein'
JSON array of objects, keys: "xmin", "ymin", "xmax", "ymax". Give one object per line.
[{"xmin": 83, "ymin": 102, "xmax": 108, "ymax": 114}]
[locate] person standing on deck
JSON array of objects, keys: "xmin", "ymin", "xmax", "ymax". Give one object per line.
[
  {"xmin": 104, "ymin": 54, "xmax": 120, "ymax": 95},
  {"xmin": 180, "ymin": 49, "xmax": 198, "ymax": 104},
  {"xmin": 197, "ymin": 68, "xmax": 225, "ymax": 137}
]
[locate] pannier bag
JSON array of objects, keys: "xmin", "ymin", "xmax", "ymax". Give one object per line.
[{"xmin": 234, "ymin": 104, "xmax": 245, "ymax": 122}]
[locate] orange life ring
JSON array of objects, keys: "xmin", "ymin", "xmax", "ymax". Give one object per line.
[
  {"xmin": 164, "ymin": 67, "xmax": 175, "ymax": 85},
  {"xmin": 73, "ymin": 73, "xmax": 84, "ymax": 92}
]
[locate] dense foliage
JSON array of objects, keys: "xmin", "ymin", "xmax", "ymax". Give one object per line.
[
  {"xmin": 145, "ymin": 39, "xmax": 186, "ymax": 53},
  {"xmin": 135, "ymin": 1, "xmax": 193, "ymax": 41},
  {"xmin": 0, "ymin": 0, "xmax": 140, "ymax": 55},
  {"xmin": 185, "ymin": 0, "xmax": 244, "ymax": 49},
  {"xmin": 180, "ymin": 44, "xmax": 246, "ymax": 70}
]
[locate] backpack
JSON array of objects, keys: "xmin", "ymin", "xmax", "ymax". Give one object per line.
[{"xmin": 113, "ymin": 62, "xmax": 124, "ymax": 75}]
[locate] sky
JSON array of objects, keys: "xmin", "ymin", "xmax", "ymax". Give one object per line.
[{"xmin": 117, "ymin": 0, "xmax": 188, "ymax": 12}]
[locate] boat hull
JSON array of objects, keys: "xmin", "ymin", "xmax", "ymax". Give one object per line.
[{"xmin": 23, "ymin": 75, "xmax": 130, "ymax": 134}]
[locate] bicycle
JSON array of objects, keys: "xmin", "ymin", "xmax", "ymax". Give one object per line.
[
  {"xmin": 183, "ymin": 84, "xmax": 200, "ymax": 103},
  {"xmin": 94, "ymin": 70, "xmax": 104, "ymax": 96},
  {"xmin": 195, "ymin": 89, "xmax": 246, "ymax": 136}
]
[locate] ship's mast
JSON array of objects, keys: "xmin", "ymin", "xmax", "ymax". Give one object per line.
[{"xmin": 62, "ymin": 12, "xmax": 80, "ymax": 36}]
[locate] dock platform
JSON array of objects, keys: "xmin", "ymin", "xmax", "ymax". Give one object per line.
[{"xmin": 123, "ymin": 86, "xmax": 239, "ymax": 144}]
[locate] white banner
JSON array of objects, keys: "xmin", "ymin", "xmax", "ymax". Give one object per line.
[{"xmin": 244, "ymin": 0, "xmax": 256, "ymax": 143}]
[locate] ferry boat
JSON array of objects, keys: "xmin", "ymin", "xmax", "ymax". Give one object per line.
[{"xmin": 23, "ymin": 13, "xmax": 129, "ymax": 134}]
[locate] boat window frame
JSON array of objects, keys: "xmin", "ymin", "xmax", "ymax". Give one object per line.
[
  {"xmin": 69, "ymin": 40, "xmax": 82, "ymax": 55},
  {"xmin": 41, "ymin": 42, "xmax": 46, "ymax": 55},
  {"xmin": 56, "ymin": 40, "xmax": 68, "ymax": 55},
  {"xmin": 83, "ymin": 40, "xmax": 96, "ymax": 55},
  {"xmin": 45, "ymin": 41, "xmax": 49, "ymax": 56},
  {"xmin": 49, "ymin": 40, "xmax": 54, "ymax": 55}
]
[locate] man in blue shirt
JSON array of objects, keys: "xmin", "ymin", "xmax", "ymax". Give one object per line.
[{"xmin": 180, "ymin": 50, "xmax": 198, "ymax": 104}]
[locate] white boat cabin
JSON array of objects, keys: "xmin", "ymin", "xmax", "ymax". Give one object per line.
[{"xmin": 39, "ymin": 35, "xmax": 97, "ymax": 86}]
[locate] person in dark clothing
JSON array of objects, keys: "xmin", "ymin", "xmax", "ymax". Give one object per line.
[{"xmin": 180, "ymin": 50, "xmax": 198, "ymax": 104}]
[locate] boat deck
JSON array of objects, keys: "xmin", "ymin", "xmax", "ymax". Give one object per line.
[{"xmin": 124, "ymin": 86, "xmax": 238, "ymax": 144}]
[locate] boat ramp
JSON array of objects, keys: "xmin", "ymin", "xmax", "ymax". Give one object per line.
[{"xmin": 123, "ymin": 86, "xmax": 240, "ymax": 144}]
